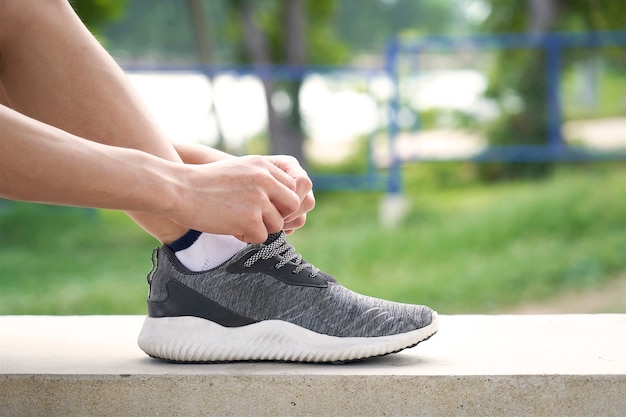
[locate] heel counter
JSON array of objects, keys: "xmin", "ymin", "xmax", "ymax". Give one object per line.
[{"xmin": 146, "ymin": 246, "xmax": 167, "ymax": 302}]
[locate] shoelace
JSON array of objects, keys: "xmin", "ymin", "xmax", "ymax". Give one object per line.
[{"xmin": 244, "ymin": 232, "xmax": 320, "ymax": 277}]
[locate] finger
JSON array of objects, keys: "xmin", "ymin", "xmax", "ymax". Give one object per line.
[
  {"xmin": 265, "ymin": 155, "xmax": 312, "ymax": 201},
  {"xmin": 237, "ymin": 216, "xmax": 271, "ymax": 245},
  {"xmin": 270, "ymin": 190, "xmax": 300, "ymax": 221},
  {"xmin": 262, "ymin": 204, "xmax": 286, "ymax": 236},
  {"xmin": 283, "ymin": 213, "xmax": 307, "ymax": 232},
  {"xmin": 264, "ymin": 159, "xmax": 297, "ymax": 192},
  {"xmin": 301, "ymin": 189, "xmax": 315, "ymax": 210},
  {"xmin": 265, "ymin": 173, "xmax": 301, "ymax": 219},
  {"xmin": 294, "ymin": 176, "xmax": 313, "ymax": 202},
  {"xmin": 283, "ymin": 190, "xmax": 315, "ymax": 223}
]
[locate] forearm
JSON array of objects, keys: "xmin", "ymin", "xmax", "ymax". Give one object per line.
[
  {"xmin": 0, "ymin": 104, "xmax": 176, "ymax": 214},
  {"xmin": 173, "ymin": 142, "xmax": 233, "ymax": 164}
]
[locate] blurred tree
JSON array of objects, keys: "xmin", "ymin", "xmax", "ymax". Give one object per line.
[
  {"xmin": 481, "ymin": 0, "xmax": 625, "ymax": 181},
  {"xmin": 98, "ymin": 0, "xmax": 465, "ymax": 161},
  {"xmin": 228, "ymin": 0, "xmax": 346, "ymax": 164},
  {"xmin": 185, "ymin": 0, "xmax": 227, "ymax": 150},
  {"xmin": 102, "ymin": 0, "xmax": 345, "ymax": 162}
]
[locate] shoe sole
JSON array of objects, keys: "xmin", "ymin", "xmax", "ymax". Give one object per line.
[{"xmin": 137, "ymin": 312, "xmax": 438, "ymax": 363}]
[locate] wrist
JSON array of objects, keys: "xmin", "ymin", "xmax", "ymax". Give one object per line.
[{"xmin": 145, "ymin": 157, "xmax": 190, "ymax": 220}]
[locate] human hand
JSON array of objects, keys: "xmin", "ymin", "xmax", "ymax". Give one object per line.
[
  {"xmin": 172, "ymin": 145, "xmax": 315, "ymax": 237},
  {"xmin": 262, "ymin": 155, "xmax": 315, "ymax": 235},
  {"xmin": 165, "ymin": 155, "xmax": 302, "ymax": 244}
]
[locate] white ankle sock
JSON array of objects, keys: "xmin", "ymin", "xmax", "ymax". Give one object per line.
[{"xmin": 168, "ymin": 230, "xmax": 247, "ymax": 271}]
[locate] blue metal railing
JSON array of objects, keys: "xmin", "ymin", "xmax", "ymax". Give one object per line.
[
  {"xmin": 385, "ymin": 31, "xmax": 626, "ymax": 192},
  {"xmin": 121, "ymin": 31, "xmax": 626, "ymax": 193}
]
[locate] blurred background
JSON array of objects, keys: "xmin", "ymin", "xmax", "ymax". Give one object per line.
[{"xmin": 1, "ymin": 0, "xmax": 625, "ymax": 314}]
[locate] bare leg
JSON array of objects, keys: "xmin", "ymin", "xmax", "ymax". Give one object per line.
[
  {"xmin": 0, "ymin": 81, "xmax": 8, "ymax": 106},
  {"xmin": 0, "ymin": 0, "xmax": 187, "ymax": 243}
]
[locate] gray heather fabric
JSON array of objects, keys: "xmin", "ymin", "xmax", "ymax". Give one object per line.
[{"xmin": 147, "ymin": 232, "xmax": 433, "ymax": 338}]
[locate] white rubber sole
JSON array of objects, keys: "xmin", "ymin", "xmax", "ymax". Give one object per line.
[{"xmin": 137, "ymin": 312, "xmax": 438, "ymax": 363}]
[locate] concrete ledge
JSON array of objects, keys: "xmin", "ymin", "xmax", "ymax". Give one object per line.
[{"xmin": 1, "ymin": 315, "xmax": 625, "ymax": 416}]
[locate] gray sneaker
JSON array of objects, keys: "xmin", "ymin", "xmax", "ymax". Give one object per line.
[{"xmin": 138, "ymin": 231, "xmax": 438, "ymax": 363}]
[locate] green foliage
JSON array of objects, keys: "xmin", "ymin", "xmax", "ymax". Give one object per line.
[
  {"xmin": 103, "ymin": 0, "xmax": 199, "ymax": 61},
  {"xmin": 556, "ymin": 0, "xmax": 626, "ymax": 32},
  {"xmin": 70, "ymin": 0, "xmax": 129, "ymax": 35},
  {"xmin": 331, "ymin": 0, "xmax": 454, "ymax": 53},
  {"xmin": 480, "ymin": 0, "xmax": 626, "ymax": 181},
  {"xmin": 105, "ymin": 0, "xmax": 347, "ymax": 65},
  {"xmin": 479, "ymin": 49, "xmax": 553, "ymax": 181},
  {"xmin": 483, "ymin": 0, "xmax": 626, "ymax": 33},
  {"xmin": 101, "ymin": 0, "xmax": 466, "ymax": 64},
  {"xmin": 480, "ymin": 4, "xmax": 550, "ymax": 180},
  {"xmin": 306, "ymin": 1, "xmax": 350, "ymax": 64}
]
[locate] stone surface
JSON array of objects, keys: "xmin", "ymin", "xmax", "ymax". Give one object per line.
[{"xmin": 1, "ymin": 314, "xmax": 625, "ymax": 416}]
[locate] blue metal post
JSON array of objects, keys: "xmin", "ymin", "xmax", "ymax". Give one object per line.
[
  {"xmin": 385, "ymin": 40, "xmax": 403, "ymax": 195},
  {"xmin": 545, "ymin": 34, "xmax": 565, "ymax": 157}
]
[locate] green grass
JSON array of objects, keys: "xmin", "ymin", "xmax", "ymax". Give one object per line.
[
  {"xmin": 0, "ymin": 206, "xmax": 156, "ymax": 314},
  {"xmin": 1, "ymin": 163, "xmax": 625, "ymax": 314}
]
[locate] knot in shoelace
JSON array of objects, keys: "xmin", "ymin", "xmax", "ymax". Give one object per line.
[{"xmin": 244, "ymin": 232, "xmax": 320, "ymax": 277}]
